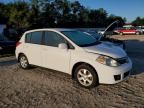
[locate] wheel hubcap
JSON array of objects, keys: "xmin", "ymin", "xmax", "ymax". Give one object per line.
[
  {"xmin": 20, "ymin": 56, "xmax": 28, "ymax": 68},
  {"xmin": 77, "ymin": 69, "xmax": 93, "ymax": 86}
]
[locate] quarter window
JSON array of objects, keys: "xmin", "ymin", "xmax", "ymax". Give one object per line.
[{"xmin": 25, "ymin": 33, "xmax": 31, "ymax": 43}]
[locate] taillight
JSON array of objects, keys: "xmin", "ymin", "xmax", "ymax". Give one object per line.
[{"xmin": 16, "ymin": 42, "xmax": 22, "ymax": 47}]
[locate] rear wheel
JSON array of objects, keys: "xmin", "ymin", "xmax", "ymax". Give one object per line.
[
  {"xmin": 19, "ymin": 54, "xmax": 30, "ymax": 69},
  {"xmin": 136, "ymin": 32, "xmax": 140, "ymax": 35},
  {"xmin": 74, "ymin": 64, "xmax": 98, "ymax": 88}
]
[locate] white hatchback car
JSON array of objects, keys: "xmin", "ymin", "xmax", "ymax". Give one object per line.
[{"xmin": 16, "ymin": 29, "xmax": 132, "ymax": 88}]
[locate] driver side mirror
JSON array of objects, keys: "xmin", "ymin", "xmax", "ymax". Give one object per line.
[{"xmin": 58, "ymin": 43, "xmax": 68, "ymax": 49}]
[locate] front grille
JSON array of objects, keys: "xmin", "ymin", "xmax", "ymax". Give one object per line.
[
  {"xmin": 116, "ymin": 57, "xmax": 128, "ymax": 64},
  {"xmin": 123, "ymin": 71, "xmax": 129, "ymax": 78}
]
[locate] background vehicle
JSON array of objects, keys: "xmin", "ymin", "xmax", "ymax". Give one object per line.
[
  {"xmin": 97, "ymin": 29, "xmax": 105, "ymax": 35},
  {"xmin": 83, "ymin": 31, "xmax": 126, "ymax": 50},
  {"xmin": 0, "ymin": 24, "xmax": 6, "ymax": 34},
  {"xmin": 16, "ymin": 29, "xmax": 132, "ymax": 88},
  {"xmin": 136, "ymin": 26, "xmax": 144, "ymax": 34},
  {"xmin": 82, "ymin": 21, "xmax": 126, "ymax": 49},
  {"xmin": 114, "ymin": 27, "xmax": 141, "ymax": 35},
  {"xmin": 0, "ymin": 34, "xmax": 16, "ymax": 54},
  {"xmin": 3, "ymin": 27, "xmax": 27, "ymax": 41}
]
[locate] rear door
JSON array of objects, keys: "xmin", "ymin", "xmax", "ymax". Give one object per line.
[
  {"xmin": 42, "ymin": 31, "xmax": 71, "ymax": 73},
  {"xmin": 24, "ymin": 31, "xmax": 43, "ymax": 66}
]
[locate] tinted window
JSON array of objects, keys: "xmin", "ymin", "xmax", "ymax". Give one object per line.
[
  {"xmin": 31, "ymin": 31, "xmax": 43, "ymax": 44},
  {"xmin": 44, "ymin": 31, "xmax": 66, "ymax": 47},
  {"xmin": 86, "ymin": 31, "xmax": 101, "ymax": 40},
  {"xmin": 25, "ymin": 33, "xmax": 31, "ymax": 43},
  {"xmin": 62, "ymin": 31, "xmax": 99, "ymax": 47}
]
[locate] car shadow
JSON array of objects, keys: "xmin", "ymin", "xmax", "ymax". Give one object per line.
[{"xmin": 125, "ymin": 39, "xmax": 144, "ymax": 75}]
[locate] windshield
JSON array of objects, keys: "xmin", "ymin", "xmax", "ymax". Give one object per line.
[
  {"xmin": 86, "ymin": 31, "xmax": 101, "ymax": 40},
  {"xmin": 62, "ymin": 31, "xmax": 100, "ymax": 47}
]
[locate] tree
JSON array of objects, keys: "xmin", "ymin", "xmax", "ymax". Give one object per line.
[
  {"xmin": 88, "ymin": 8, "xmax": 107, "ymax": 27},
  {"xmin": 132, "ymin": 17, "xmax": 144, "ymax": 26},
  {"xmin": 0, "ymin": 0, "xmax": 126, "ymax": 28},
  {"xmin": 107, "ymin": 15, "xmax": 126, "ymax": 27},
  {"xmin": 78, "ymin": 8, "xmax": 89, "ymax": 27},
  {"xmin": 7, "ymin": 1, "xmax": 31, "ymax": 28},
  {"xmin": 0, "ymin": 3, "xmax": 8, "ymax": 24}
]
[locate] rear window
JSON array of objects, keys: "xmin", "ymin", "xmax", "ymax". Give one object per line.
[{"xmin": 25, "ymin": 31, "xmax": 43, "ymax": 44}]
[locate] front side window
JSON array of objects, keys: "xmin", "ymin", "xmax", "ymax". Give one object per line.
[{"xmin": 44, "ymin": 31, "xmax": 66, "ymax": 47}]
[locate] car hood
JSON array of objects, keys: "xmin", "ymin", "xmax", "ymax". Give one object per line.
[
  {"xmin": 83, "ymin": 42, "xmax": 127, "ymax": 58},
  {"xmin": 100, "ymin": 20, "xmax": 119, "ymax": 38}
]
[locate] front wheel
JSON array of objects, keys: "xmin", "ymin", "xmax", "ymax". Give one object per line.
[
  {"xmin": 19, "ymin": 54, "xmax": 30, "ymax": 69},
  {"xmin": 74, "ymin": 64, "xmax": 98, "ymax": 88}
]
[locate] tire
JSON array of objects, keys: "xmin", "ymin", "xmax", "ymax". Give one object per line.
[
  {"xmin": 74, "ymin": 64, "xmax": 98, "ymax": 88},
  {"xmin": 120, "ymin": 32, "xmax": 123, "ymax": 35},
  {"xmin": 136, "ymin": 32, "xmax": 140, "ymax": 35},
  {"xmin": 19, "ymin": 54, "xmax": 30, "ymax": 69}
]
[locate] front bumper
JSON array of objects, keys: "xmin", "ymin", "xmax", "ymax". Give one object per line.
[{"xmin": 94, "ymin": 58, "xmax": 132, "ymax": 84}]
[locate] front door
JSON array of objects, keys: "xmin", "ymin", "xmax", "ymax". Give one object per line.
[{"xmin": 42, "ymin": 31, "xmax": 71, "ymax": 73}]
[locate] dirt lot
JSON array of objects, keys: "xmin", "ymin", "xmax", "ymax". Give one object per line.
[{"xmin": 0, "ymin": 35, "xmax": 144, "ymax": 108}]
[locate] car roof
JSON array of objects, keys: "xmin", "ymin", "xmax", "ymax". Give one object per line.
[{"xmin": 25, "ymin": 28, "xmax": 77, "ymax": 34}]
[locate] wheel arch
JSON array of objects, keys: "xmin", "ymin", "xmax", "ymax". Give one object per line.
[
  {"xmin": 71, "ymin": 62, "xmax": 98, "ymax": 81},
  {"xmin": 17, "ymin": 53, "xmax": 25, "ymax": 62}
]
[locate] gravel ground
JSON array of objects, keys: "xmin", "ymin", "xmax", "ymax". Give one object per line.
[{"xmin": 0, "ymin": 35, "xmax": 144, "ymax": 108}]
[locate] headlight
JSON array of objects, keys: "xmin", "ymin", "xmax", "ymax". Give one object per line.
[{"xmin": 96, "ymin": 55, "xmax": 120, "ymax": 67}]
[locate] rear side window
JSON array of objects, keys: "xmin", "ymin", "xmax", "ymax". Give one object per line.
[
  {"xmin": 25, "ymin": 31, "xmax": 43, "ymax": 44},
  {"xmin": 44, "ymin": 31, "xmax": 66, "ymax": 47},
  {"xmin": 31, "ymin": 31, "xmax": 43, "ymax": 44}
]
